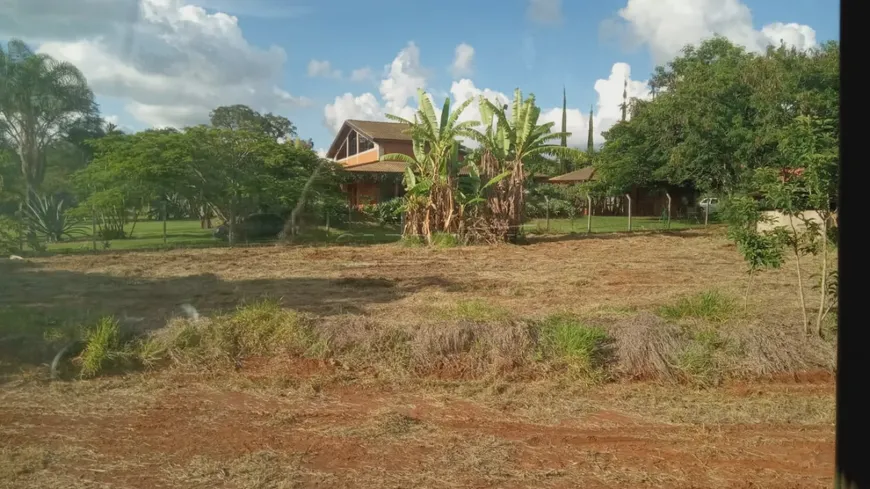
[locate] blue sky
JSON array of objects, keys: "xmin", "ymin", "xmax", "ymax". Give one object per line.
[{"xmin": 1, "ymin": 0, "xmax": 840, "ymax": 151}]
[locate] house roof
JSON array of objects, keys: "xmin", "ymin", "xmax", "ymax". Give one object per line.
[
  {"xmin": 344, "ymin": 161, "xmax": 407, "ymax": 173},
  {"xmin": 343, "ymin": 160, "xmax": 473, "ymax": 176},
  {"xmin": 548, "ymin": 167, "xmax": 598, "ymax": 183},
  {"xmin": 346, "ymin": 120, "xmax": 413, "ymax": 142},
  {"xmin": 326, "ymin": 119, "xmax": 413, "ymax": 159}
]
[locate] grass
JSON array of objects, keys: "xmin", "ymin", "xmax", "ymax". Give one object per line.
[
  {"xmin": 658, "ymin": 290, "xmax": 737, "ymax": 323},
  {"xmin": 537, "ymin": 315, "xmax": 612, "ymax": 375},
  {"xmin": 523, "ymin": 216, "xmax": 705, "ymax": 234}
]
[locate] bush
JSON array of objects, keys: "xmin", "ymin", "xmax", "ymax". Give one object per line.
[
  {"xmin": 213, "ymin": 213, "xmax": 284, "ymax": 241},
  {"xmin": 361, "ymin": 198, "xmax": 403, "ymax": 225},
  {"xmin": 0, "ymin": 216, "xmax": 23, "ymax": 254}
]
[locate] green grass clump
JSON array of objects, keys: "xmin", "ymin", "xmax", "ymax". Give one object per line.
[
  {"xmin": 430, "ymin": 232, "xmax": 460, "ymax": 248},
  {"xmin": 658, "ymin": 290, "xmax": 736, "ymax": 323},
  {"xmin": 139, "ymin": 300, "xmax": 316, "ymax": 370},
  {"xmin": 78, "ymin": 317, "xmax": 134, "ymax": 378},
  {"xmin": 537, "ymin": 315, "xmax": 612, "ymax": 374},
  {"xmin": 675, "ymin": 327, "xmax": 729, "ymax": 386}
]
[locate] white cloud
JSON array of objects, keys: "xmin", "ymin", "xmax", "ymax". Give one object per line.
[
  {"xmin": 350, "ymin": 67, "xmax": 374, "ymax": 82},
  {"xmin": 4, "ymin": 0, "xmax": 309, "ymax": 128},
  {"xmin": 323, "ymin": 42, "xmax": 427, "ymax": 133},
  {"xmin": 527, "ymin": 0, "xmax": 563, "ymax": 26},
  {"xmin": 307, "ymin": 59, "xmax": 342, "ymax": 79},
  {"xmin": 608, "ymin": 0, "xmax": 818, "ymax": 63},
  {"xmin": 540, "ymin": 63, "xmax": 651, "ymax": 149},
  {"xmin": 450, "ymin": 43, "xmax": 475, "ymax": 79},
  {"xmin": 322, "ymin": 41, "xmax": 649, "ymax": 154}
]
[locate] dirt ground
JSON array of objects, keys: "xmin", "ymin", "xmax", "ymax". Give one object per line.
[
  {"xmin": 0, "ymin": 229, "xmax": 835, "ymax": 488},
  {"xmin": 0, "ymin": 228, "xmax": 819, "ymax": 329}
]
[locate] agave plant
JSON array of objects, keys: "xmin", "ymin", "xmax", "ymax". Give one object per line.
[{"xmin": 24, "ymin": 191, "xmax": 87, "ymax": 242}]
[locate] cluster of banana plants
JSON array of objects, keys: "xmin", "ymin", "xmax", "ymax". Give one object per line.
[{"xmin": 382, "ymin": 88, "xmax": 585, "ymax": 244}]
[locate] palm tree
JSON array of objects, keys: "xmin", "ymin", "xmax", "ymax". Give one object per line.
[
  {"xmin": 0, "ymin": 39, "xmax": 97, "ymax": 203},
  {"xmin": 381, "ymin": 89, "xmax": 480, "ymax": 242},
  {"xmin": 477, "ymin": 89, "xmax": 585, "ymax": 240}
]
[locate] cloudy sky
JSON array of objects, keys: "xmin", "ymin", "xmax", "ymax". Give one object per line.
[{"xmin": 0, "ymin": 0, "xmax": 839, "ymax": 153}]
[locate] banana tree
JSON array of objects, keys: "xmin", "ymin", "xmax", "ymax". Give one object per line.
[
  {"xmin": 476, "ymin": 89, "xmax": 587, "ymax": 240},
  {"xmin": 381, "ymin": 89, "xmax": 480, "ymax": 243}
]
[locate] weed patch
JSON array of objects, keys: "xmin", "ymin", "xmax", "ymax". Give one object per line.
[
  {"xmin": 139, "ymin": 300, "xmax": 317, "ymax": 370},
  {"xmin": 77, "ymin": 316, "xmax": 135, "ymax": 378},
  {"xmin": 537, "ymin": 315, "xmax": 612, "ymax": 377},
  {"xmin": 658, "ymin": 290, "xmax": 736, "ymax": 323},
  {"xmin": 436, "ymin": 299, "xmax": 511, "ymax": 322}
]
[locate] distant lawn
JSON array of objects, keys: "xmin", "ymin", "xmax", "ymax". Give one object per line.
[
  {"xmin": 523, "ymin": 216, "xmax": 705, "ymax": 234},
  {"xmin": 41, "ymin": 219, "xmax": 402, "ymax": 254},
  {"xmin": 46, "ymin": 220, "xmax": 216, "ymax": 252},
  {"xmin": 34, "ymin": 216, "xmax": 703, "ymax": 254}
]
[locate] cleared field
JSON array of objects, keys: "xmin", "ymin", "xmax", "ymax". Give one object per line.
[{"xmin": 0, "ymin": 228, "xmax": 836, "ymax": 488}]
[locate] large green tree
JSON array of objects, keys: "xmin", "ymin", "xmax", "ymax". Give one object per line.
[
  {"xmin": 0, "ymin": 39, "xmax": 97, "ymax": 202},
  {"xmin": 209, "ymin": 105, "xmax": 297, "ymax": 141}
]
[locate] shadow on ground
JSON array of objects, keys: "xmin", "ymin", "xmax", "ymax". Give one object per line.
[{"xmin": 0, "ymin": 259, "xmax": 460, "ymax": 372}]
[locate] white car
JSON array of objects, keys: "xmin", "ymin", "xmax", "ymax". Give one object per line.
[{"xmin": 698, "ymin": 197, "xmax": 720, "ymax": 214}]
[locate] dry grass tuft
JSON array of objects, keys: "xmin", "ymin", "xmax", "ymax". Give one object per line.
[
  {"xmin": 169, "ymin": 450, "xmax": 305, "ymax": 488},
  {"xmin": 0, "ymin": 446, "xmax": 51, "ymax": 480},
  {"xmin": 607, "ymin": 313, "xmax": 683, "ymax": 381},
  {"xmin": 724, "ymin": 322, "xmax": 836, "ymax": 377},
  {"xmin": 139, "ymin": 300, "xmax": 316, "ymax": 371},
  {"xmin": 409, "ymin": 321, "xmax": 536, "ymax": 376}
]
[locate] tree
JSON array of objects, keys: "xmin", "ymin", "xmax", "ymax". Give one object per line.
[
  {"xmin": 209, "ymin": 105, "xmax": 297, "ymax": 141},
  {"xmin": 476, "ymin": 89, "xmax": 585, "ymax": 240},
  {"xmin": 0, "ymin": 39, "xmax": 97, "ymax": 203},
  {"xmin": 560, "ymin": 87, "xmax": 570, "ymax": 174},
  {"xmin": 381, "ymin": 89, "xmax": 480, "ymax": 243},
  {"xmin": 586, "ymin": 105, "xmax": 594, "ymax": 154}
]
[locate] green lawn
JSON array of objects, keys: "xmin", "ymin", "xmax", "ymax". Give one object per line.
[
  {"xmin": 41, "ymin": 219, "xmax": 403, "ymax": 253},
  {"xmin": 34, "ymin": 216, "xmax": 705, "ymax": 254},
  {"xmin": 46, "ymin": 220, "xmax": 216, "ymax": 252},
  {"xmin": 523, "ymin": 216, "xmax": 705, "ymax": 234}
]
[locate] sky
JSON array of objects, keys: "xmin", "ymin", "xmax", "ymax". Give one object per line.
[{"xmin": 0, "ymin": 0, "xmax": 840, "ymax": 155}]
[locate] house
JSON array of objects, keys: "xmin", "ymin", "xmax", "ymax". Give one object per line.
[
  {"xmin": 325, "ymin": 119, "xmax": 469, "ymax": 208},
  {"xmin": 325, "ymin": 120, "xmax": 413, "ymax": 208},
  {"xmin": 548, "ymin": 167, "xmax": 698, "ymax": 217}
]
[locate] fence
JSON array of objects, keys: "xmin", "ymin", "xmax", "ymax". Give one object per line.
[{"xmin": 524, "ymin": 192, "xmax": 715, "ymax": 236}]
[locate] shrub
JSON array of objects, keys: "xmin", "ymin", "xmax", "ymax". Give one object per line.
[
  {"xmin": 0, "ymin": 216, "xmax": 23, "ymax": 254},
  {"xmin": 658, "ymin": 290, "xmax": 736, "ymax": 323}
]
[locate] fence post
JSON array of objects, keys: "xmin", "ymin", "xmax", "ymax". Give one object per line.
[
  {"xmin": 665, "ymin": 192, "xmax": 672, "ymax": 230},
  {"xmin": 545, "ymin": 196, "xmax": 550, "ymax": 233},
  {"xmin": 91, "ymin": 207, "xmax": 97, "ymax": 251},
  {"xmin": 162, "ymin": 200, "xmax": 167, "ymax": 245},
  {"xmin": 626, "ymin": 193, "xmax": 632, "ymax": 231},
  {"xmin": 586, "ymin": 194, "xmax": 592, "ymax": 235},
  {"xmin": 704, "ymin": 200, "xmax": 709, "ymax": 227}
]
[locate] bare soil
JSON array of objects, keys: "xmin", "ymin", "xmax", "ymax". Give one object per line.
[{"xmin": 0, "ymin": 229, "xmax": 835, "ymax": 487}]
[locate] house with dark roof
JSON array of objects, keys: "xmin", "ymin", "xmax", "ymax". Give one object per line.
[
  {"xmin": 325, "ymin": 119, "xmax": 469, "ymax": 208},
  {"xmin": 548, "ymin": 166, "xmax": 698, "ymax": 217}
]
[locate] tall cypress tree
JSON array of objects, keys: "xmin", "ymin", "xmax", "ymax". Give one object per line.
[
  {"xmin": 586, "ymin": 105, "xmax": 594, "ymax": 155},
  {"xmin": 560, "ymin": 86, "xmax": 569, "ymax": 173},
  {"xmin": 620, "ymin": 78, "xmax": 628, "ymax": 122}
]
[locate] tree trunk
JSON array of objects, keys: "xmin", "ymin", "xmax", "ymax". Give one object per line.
[
  {"xmin": 815, "ymin": 213, "xmax": 829, "ymax": 336},
  {"xmin": 228, "ymin": 203, "xmax": 236, "ymax": 246},
  {"xmin": 744, "ymin": 268, "xmax": 753, "ymax": 313},
  {"xmin": 282, "ymin": 160, "xmax": 324, "ymax": 240},
  {"xmin": 789, "ymin": 215, "xmax": 809, "ymax": 334}
]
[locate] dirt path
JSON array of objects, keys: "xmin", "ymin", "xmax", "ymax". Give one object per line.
[{"xmin": 0, "ymin": 375, "xmax": 834, "ymax": 489}]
